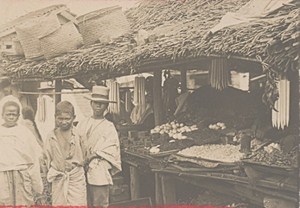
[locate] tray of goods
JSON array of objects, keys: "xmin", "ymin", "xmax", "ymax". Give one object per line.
[
  {"xmin": 242, "ymin": 143, "xmax": 297, "ymax": 176},
  {"xmin": 175, "ymin": 144, "xmax": 245, "ymax": 166},
  {"xmin": 149, "ymin": 121, "xmax": 199, "ymax": 157},
  {"xmin": 148, "ymin": 138, "xmax": 195, "ymax": 157},
  {"xmin": 168, "ymin": 159, "xmax": 241, "ymax": 173}
]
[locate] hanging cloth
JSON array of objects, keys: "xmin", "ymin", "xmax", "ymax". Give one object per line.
[
  {"xmin": 130, "ymin": 76, "xmax": 146, "ymax": 124},
  {"xmin": 272, "ymin": 77, "xmax": 290, "ymax": 129},
  {"xmin": 209, "ymin": 58, "xmax": 230, "ymax": 91}
]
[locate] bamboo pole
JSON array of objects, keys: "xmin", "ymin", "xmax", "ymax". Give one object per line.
[{"xmin": 153, "ymin": 70, "xmax": 164, "ymax": 126}]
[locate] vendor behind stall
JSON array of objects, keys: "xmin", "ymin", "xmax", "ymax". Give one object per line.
[
  {"xmin": 136, "ymin": 94, "xmax": 154, "ymax": 130},
  {"xmin": 129, "ymin": 76, "xmax": 155, "ymax": 130}
]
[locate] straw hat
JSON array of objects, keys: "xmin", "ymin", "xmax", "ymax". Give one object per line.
[{"xmin": 84, "ymin": 86, "xmax": 116, "ymax": 103}]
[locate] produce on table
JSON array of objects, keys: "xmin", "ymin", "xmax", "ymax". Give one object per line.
[
  {"xmin": 150, "ymin": 121, "xmax": 198, "ymax": 140},
  {"xmin": 149, "ymin": 145, "xmax": 160, "ymax": 154},
  {"xmin": 263, "ymin": 143, "xmax": 281, "ymax": 154},
  {"xmin": 177, "ymin": 144, "xmax": 244, "ymax": 163},
  {"xmin": 248, "ymin": 145, "xmax": 297, "ymax": 167},
  {"xmin": 250, "ymin": 138, "xmax": 264, "ymax": 150},
  {"xmin": 208, "ymin": 122, "xmax": 226, "ymax": 130}
]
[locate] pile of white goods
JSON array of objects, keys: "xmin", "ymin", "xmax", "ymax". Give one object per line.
[
  {"xmin": 208, "ymin": 122, "xmax": 226, "ymax": 130},
  {"xmin": 150, "ymin": 121, "xmax": 198, "ymax": 140},
  {"xmin": 177, "ymin": 144, "xmax": 244, "ymax": 163}
]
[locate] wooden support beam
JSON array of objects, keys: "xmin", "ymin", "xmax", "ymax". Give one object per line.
[
  {"xmin": 289, "ymin": 70, "xmax": 299, "ymax": 127},
  {"xmin": 180, "ymin": 69, "xmax": 187, "ymax": 93},
  {"xmin": 55, "ymin": 79, "xmax": 62, "ymax": 106},
  {"xmin": 153, "ymin": 70, "xmax": 164, "ymax": 126},
  {"xmin": 161, "ymin": 174, "xmax": 176, "ymax": 205},
  {"xmin": 19, "ymin": 89, "xmax": 89, "ymax": 95},
  {"xmin": 129, "ymin": 166, "xmax": 141, "ymax": 200},
  {"xmin": 155, "ymin": 173, "xmax": 163, "ymax": 205}
]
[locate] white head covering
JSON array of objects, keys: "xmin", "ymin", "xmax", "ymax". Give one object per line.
[{"xmin": 0, "ymin": 95, "xmax": 23, "ymax": 124}]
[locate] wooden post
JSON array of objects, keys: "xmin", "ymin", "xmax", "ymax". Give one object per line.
[
  {"xmin": 155, "ymin": 173, "xmax": 163, "ymax": 205},
  {"xmin": 129, "ymin": 166, "xmax": 140, "ymax": 200},
  {"xmin": 160, "ymin": 174, "xmax": 176, "ymax": 205},
  {"xmin": 55, "ymin": 79, "xmax": 62, "ymax": 105},
  {"xmin": 180, "ymin": 69, "xmax": 187, "ymax": 93},
  {"xmin": 289, "ymin": 70, "xmax": 299, "ymax": 127},
  {"xmin": 153, "ymin": 70, "xmax": 164, "ymax": 125}
]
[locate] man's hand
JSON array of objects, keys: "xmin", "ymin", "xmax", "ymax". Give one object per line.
[{"xmin": 83, "ymin": 153, "xmax": 101, "ymax": 171}]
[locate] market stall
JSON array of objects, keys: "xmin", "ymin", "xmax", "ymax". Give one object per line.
[
  {"xmin": 0, "ymin": 0, "xmax": 298, "ymax": 207},
  {"xmin": 120, "ymin": 0, "xmax": 299, "ymax": 206}
]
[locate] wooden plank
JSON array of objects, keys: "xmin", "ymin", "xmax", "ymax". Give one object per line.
[
  {"xmin": 161, "ymin": 174, "xmax": 176, "ymax": 205},
  {"xmin": 154, "ymin": 173, "xmax": 163, "ymax": 205},
  {"xmin": 122, "ymin": 159, "xmax": 139, "ymax": 168},
  {"xmin": 153, "ymin": 70, "xmax": 164, "ymax": 125},
  {"xmin": 129, "ymin": 166, "xmax": 140, "ymax": 200},
  {"xmin": 137, "ymin": 55, "xmax": 261, "ymax": 74},
  {"xmin": 59, "ymin": 11, "xmax": 78, "ymax": 25},
  {"xmin": 19, "ymin": 89, "xmax": 89, "ymax": 95}
]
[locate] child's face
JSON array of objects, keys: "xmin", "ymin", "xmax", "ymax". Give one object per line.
[
  {"xmin": 91, "ymin": 101, "xmax": 108, "ymax": 117},
  {"xmin": 55, "ymin": 112, "xmax": 75, "ymax": 131},
  {"xmin": 2, "ymin": 106, "xmax": 19, "ymax": 127}
]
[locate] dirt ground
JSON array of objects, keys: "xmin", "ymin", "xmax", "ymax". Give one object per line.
[{"xmin": 176, "ymin": 183, "xmax": 259, "ymax": 208}]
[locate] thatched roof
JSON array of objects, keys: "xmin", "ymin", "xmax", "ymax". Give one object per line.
[
  {"xmin": 1, "ymin": 0, "xmax": 298, "ymax": 83},
  {"xmin": 199, "ymin": 1, "xmax": 299, "ymax": 74},
  {"xmin": 1, "ymin": 0, "xmax": 248, "ymax": 80}
]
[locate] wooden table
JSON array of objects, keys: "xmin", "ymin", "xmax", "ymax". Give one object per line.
[{"xmin": 121, "ymin": 149, "xmax": 298, "ymax": 207}]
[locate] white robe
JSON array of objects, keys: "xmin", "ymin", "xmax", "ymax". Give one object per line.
[{"xmin": 0, "ymin": 125, "xmax": 43, "ymax": 206}]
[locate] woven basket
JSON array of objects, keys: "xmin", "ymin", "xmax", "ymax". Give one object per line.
[
  {"xmin": 77, "ymin": 6, "xmax": 130, "ymax": 45},
  {"xmin": 40, "ymin": 22, "xmax": 83, "ymax": 59},
  {"xmin": 0, "ymin": 5, "xmax": 67, "ymax": 38},
  {"xmin": 12, "ymin": 38, "xmax": 24, "ymax": 55},
  {"xmin": 15, "ymin": 13, "xmax": 61, "ymax": 60},
  {"xmin": 0, "ymin": 34, "xmax": 24, "ymax": 56}
]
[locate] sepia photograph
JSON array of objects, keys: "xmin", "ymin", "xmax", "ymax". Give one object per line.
[{"xmin": 0, "ymin": 0, "xmax": 299, "ymax": 207}]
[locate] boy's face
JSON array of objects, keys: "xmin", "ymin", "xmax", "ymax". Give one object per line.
[
  {"xmin": 91, "ymin": 101, "xmax": 108, "ymax": 117},
  {"xmin": 55, "ymin": 112, "xmax": 75, "ymax": 131},
  {"xmin": 2, "ymin": 105, "xmax": 19, "ymax": 127}
]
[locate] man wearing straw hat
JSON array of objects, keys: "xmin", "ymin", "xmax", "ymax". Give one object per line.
[{"xmin": 77, "ymin": 86, "xmax": 122, "ymax": 207}]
